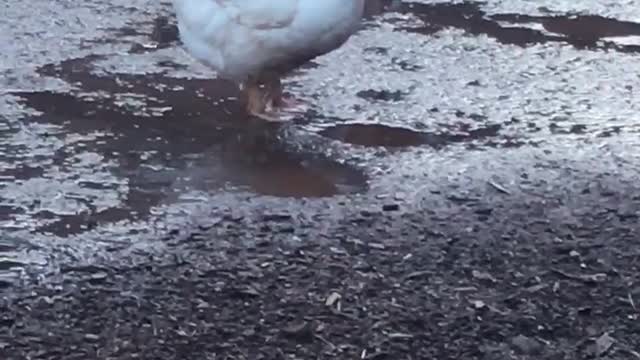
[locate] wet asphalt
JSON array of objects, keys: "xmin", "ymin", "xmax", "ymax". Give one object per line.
[{"xmin": 1, "ymin": 0, "xmax": 640, "ymax": 287}]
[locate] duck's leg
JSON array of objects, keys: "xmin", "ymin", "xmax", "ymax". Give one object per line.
[
  {"xmin": 244, "ymin": 75, "xmax": 266, "ymax": 114},
  {"xmin": 263, "ymin": 72, "xmax": 306, "ymax": 112},
  {"xmin": 243, "ymin": 75, "xmax": 283, "ymax": 122}
]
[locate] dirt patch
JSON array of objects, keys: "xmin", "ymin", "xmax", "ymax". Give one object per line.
[{"xmin": 2, "ymin": 185, "xmax": 639, "ymax": 359}]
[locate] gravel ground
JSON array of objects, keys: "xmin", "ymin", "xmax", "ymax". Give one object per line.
[{"xmin": 2, "ymin": 1, "xmax": 640, "ymax": 359}]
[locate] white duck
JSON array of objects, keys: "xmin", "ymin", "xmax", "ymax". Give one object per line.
[{"xmin": 172, "ymin": 0, "xmax": 365, "ymax": 121}]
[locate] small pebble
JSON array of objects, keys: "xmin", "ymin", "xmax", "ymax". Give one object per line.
[
  {"xmin": 511, "ymin": 334, "xmax": 542, "ymax": 355},
  {"xmin": 382, "ymin": 204, "xmax": 400, "ymax": 212}
]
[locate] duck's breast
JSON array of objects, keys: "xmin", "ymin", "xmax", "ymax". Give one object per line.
[
  {"xmin": 250, "ymin": 0, "xmax": 365, "ymax": 76},
  {"xmin": 287, "ymin": 0, "xmax": 365, "ymax": 53},
  {"xmin": 172, "ymin": 0, "xmax": 222, "ymax": 74}
]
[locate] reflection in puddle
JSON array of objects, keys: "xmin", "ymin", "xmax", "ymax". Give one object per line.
[
  {"xmin": 319, "ymin": 123, "xmax": 504, "ymax": 149},
  {"xmin": 218, "ymin": 130, "xmax": 366, "ymax": 197},
  {"xmin": 7, "ymin": 55, "xmax": 367, "ymax": 236}
]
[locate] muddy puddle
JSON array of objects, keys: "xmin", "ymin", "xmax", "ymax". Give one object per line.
[
  {"xmin": 379, "ymin": 1, "xmax": 640, "ymax": 52},
  {"xmin": 318, "ymin": 122, "xmax": 516, "ymax": 149},
  {"xmin": 2, "ymin": 0, "xmax": 640, "ymax": 283},
  {"xmin": 4, "ymin": 55, "xmax": 369, "ymax": 236}
]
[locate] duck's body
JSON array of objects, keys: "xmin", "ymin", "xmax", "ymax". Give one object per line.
[{"xmin": 172, "ymin": 0, "xmax": 365, "ymax": 120}]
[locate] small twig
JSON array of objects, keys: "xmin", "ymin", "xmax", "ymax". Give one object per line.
[
  {"xmin": 315, "ymin": 335, "xmax": 336, "ymax": 350},
  {"xmin": 488, "ymin": 179, "xmax": 511, "ymax": 194},
  {"xmin": 628, "ymin": 292, "xmax": 637, "ymax": 311},
  {"xmin": 403, "ymin": 270, "xmax": 430, "ymax": 281},
  {"xmin": 551, "ymin": 268, "xmax": 607, "ymax": 284},
  {"xmin": 387, "ymin": 332, "xmax": 414, "ymax": 339},
  {"xmin": 452, "ymin": 286, "xmax": 478, "ymax": 292}
]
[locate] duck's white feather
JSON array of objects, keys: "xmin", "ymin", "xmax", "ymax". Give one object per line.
[{"xmin": 173, "ymin": 0, "xmax": 365, "ymax": 79}]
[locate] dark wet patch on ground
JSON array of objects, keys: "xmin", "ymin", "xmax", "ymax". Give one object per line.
[
  {"xmin": 383, "ymin": 1, "xmax": 640, "ymax": 53},
  {"xmin": 320, "ymin": 124, "xmax": 428, "ymax": 148},
  {"xmin": 0, "ymin": 205, "xmax": 24, "ymax": 222},
  {"xmin": 7, "ymin": 55, "xmax": 369, "ymax": 236},
  {"xmin": 319, "ymin": 122, "xmax": 514, "ymax": 149},
  {"xmin": 0, "ymin": 165, "xmax": 44, "ymax": 181},
  {"xmin": 87, "ymin": 14, "xmax": 180, "ymax": 54},
  {"xmin": 0, "ymin": 258, "xmax": 25, "ymax": 271},
  {"xmin": 356, "ymin": 89, "xmax": 408, "ymax": 103},
  {"xmin": 494, "ymin": 13, "xmax": 640, "ymax": 41},
  {"xmin": 155, "ymin": 59, "xmax": 189, "ymax": 73},
  {"xmin": 598, "ymin": 126, "xmax": 623, "ymax": 138},
  {"xmin": 549, "ymin": 123, "xmax": 588, "ymax": 135}
]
